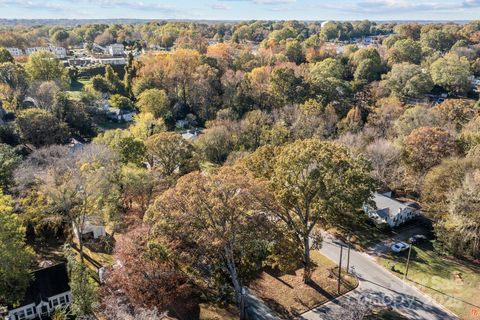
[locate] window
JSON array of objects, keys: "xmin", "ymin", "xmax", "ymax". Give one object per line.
[
  {"xmin": 26, "ymin": 308, "xmax": 33, "ymax": 316},
  {"xmin": 65, "ymin": 295, "xmax": 69, "ymax": 303},
  {"xmin": 52, "ymin": 298, "xmax": 59, "ymax": 307},
  {"xmin": 59, "ymin": 296, "xmax": 66, "ymax": 305},
  {"xmin": 15, "ymin": 310, "xmax": 25, "ymax": 320}
]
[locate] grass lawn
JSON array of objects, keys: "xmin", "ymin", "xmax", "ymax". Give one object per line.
[
  {"xmin": 70, "ymin": 78, "xmax": 90, "ymax": 91},
  {"xmin": 94, "ymin": 118, "xmax": 131, "ymax": 131},
  {"xmin": 378, "ymin": 240, "xmax": 480, "ymax": 320},
  {"xmin": 66, "ymin": 78, "xmax": 91, "ymax": 100},
  {"xmin": 249, "ymin": 251, "xmax": 358, "ymax": 318}
]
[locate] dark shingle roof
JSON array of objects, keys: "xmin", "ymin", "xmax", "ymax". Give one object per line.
[{"xmin": 11, "ymin": 263, "xmax": 70, "ymax": 309}]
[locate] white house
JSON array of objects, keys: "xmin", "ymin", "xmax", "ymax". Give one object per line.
[
  {"xmin": 49, "ymin": 46, "xmax": 67, "ymax": 58},
  {"xmin": 106, "ymin": 107, "xmax": 135, "ymax": 122},
  {"xmin": 107, "ymin": 43, "xmax": 124, "ymax": 56},
  {"xmin": 5, "ymin": 263, "xmax": 71, "ymax": 320},
  {"xmin": 73, "ymin": 217, "xmax": 106, "ymax": 241},
  {"xmin": 363, "ymin": 193, "xmax": 421, "ymax": 228},
  {"xmin": 181, "ymin": 128, "xmax": 203, "ymax": 141},
  {"xmin": 95, "ymin": 57, "xmax": 126, "ymax": 65},
  {"xmin": 6, "ymin": 47, "xmax": 23, "ymax": 57},
  {"xmin": 25, "ymin": 45, "xmax": 66, "ymax": 58}
]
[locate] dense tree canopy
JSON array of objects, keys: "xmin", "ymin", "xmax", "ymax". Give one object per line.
[{"xmin": 0, "ymin": 190, "xmax": 34, "ymax": 305}]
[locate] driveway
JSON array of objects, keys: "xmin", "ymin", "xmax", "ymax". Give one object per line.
[
  {"xmin": 366, "ymin": 224, "xmax": 430, "ymax": 256},
  {"xmin": 300, "ymin": 233, "xmax": 458, "ymax": 320}
]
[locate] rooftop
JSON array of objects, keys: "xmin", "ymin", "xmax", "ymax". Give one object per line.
[
  {"xmin": 8, "ymin": 263, "xmax": 70, "ymax": 309},
  {"xmin": 370, "ymin": 193, "xmax": 419, "ymax": 219}
]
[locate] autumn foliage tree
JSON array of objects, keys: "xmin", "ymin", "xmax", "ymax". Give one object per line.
[
  {"xmin": 244, "ymin": 139, "xmax": 375, "ymax": 282},
  {"xmin": 403, "ymin": 127, "xmax": 457, "ymax": 174},
  {"xmin": 146, "ymin": 167, "xmax": 279, "ymax": 320},
  {"xmin": 102, "ymin": 226, "xmax": 196, "ymax": 317}
]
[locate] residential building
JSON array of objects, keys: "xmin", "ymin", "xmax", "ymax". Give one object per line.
[
  {"xmin": 181, "ymin": 128, "xmax": 203, "ymax": 141},
  {"xmin": 107, "ymin": 107, "xmax": 135, "ymax": 122},
  {"xmin": 25, "ymin": 45, "xmax": 66, "ymax": 58},
  {"xmin": 95, "ymin": 57, "xmax": 126, "ymax": 65},
  {"xmin": 49, "ymin": 46, "xmax": 67, "ymax": 58},
  {"xmin": 107, "ymin": 43, "xmax": 124, "ymax": 56},
  {"xmin": 6, "ymin": 47, "xmax": 23, "ymax": 57},
  {"xmin": 73, "ymin": 216, "xmax": 106, "ymax": 241},
  {"xmin": 4, "ymin": 263, "xmax": 71, "ymax": 320},
  {"xmin": 363, "ymin": 193, "xmax": 421, "ymax": 228}
]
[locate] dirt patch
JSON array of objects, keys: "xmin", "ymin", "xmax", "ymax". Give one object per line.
[{"xmin": 249, "ymin": 251, "xmax": 358, "ymax": 318}]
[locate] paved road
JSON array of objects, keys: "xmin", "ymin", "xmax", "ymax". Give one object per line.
[
  {"xmin": 245, "ymin": 288, "xmax": 277, "ymax": 320},
  {"xmin": 300, "ymin": 234, "xmax": 458, "ymax": 320}
]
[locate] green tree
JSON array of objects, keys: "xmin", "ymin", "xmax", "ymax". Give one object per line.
[
  {"xmin": 438, "ymin": 169, "xmax": 480, "ymax": 258},
  {"xmin": 354, "ymin": 59, "xmax": 380, "ymax": 82},
  {"xmin": 120, "ymin": 165, "xmax": 155, "ymax": 214},
  {"xmin": 421, "ymin": 157, "xmax": 471, "ymax": 216},
  {"xmin": 196, "ymin": 125, "xmax": 235, "ymax": 164},
  {"xmin": 90, "ymin": 75, "xmax": 110, "ymax": 93},
  {"xmin": 0, "ymin": 47, "xmax": 14, "ymax": 63},
  {"xmin": 434, "ymin": 99, "xmax": 477, "ymax": 131},
  {"xmin": 244, "ymin": 139, "xmax": 375, "ymax": 282},
  {"xmin": 430, "ymin": 53, "xmax": 472, "ymax": 95},
  {"xmin": 420, "ymin": 28, "xmax": 456, "ymax": 53},
  {"xmin": 387, "ymin": 39, "xmax": 422, "ymax": 64},
  {"xmin": 109, "ymin": 94, "xmax": 134, "ymax": 111},
  {"xmin": 0, "ymin": 143, "xmax": 20, "ymax": 190},
  {"xmin": 67, "ymin": 256, "xmax": 97, "ymax": 318},
  {"xmin": 270, "ymin": 67, "xmax": 306, "ymax": 107},
  {"xmin": 16, "ymin": 108, "xmax": 69, "ymax": 147},
  {"xmin": 394, "ymin": 105, "xmax": 443, "ymax": 137},
  {"xmin": 238, "ymin": 110, "xmax": 272, "ymax": 150},
  {"xmin": 51, "ymin": 30, "xmax": 69, "ymax": 45},
  {"xmin": 33, "ymin": 145, "xmax": 121, "ymax": 261},
  {"xmin": 105, "ymin": 65, "xmax": 124, "ymax": 94},
  {"xmin": 118, "ymin": 136, "xmax": 147, "ymax": 166},
  {"xmin": 0, "ymin": 190, "xmax": 34, "ymax": 305},
  {"xmin": 382, "ymin": 63, "xmax": 433, "ymax": 100},
  {"xmin": 25, "ymin": 50, "xmax": 68, "ymax": 83},
  {"xmin": 123, "ymin": 52, "xmax": 135, "ymax": 98},
  {"xmin": 350, "ymin": 48, "xmax": 381, "ymax": 68},
  {"xmin": 136, "ymin": 88, "xmax": 170, "ymax": 119},
  {"xmin": 309, "ymin": 58, "xmax": 344, "ymax": 81},
  {"xmin": 128, "ymin": 113, "xmax": 166, "ymax": 141},
  {"xmin": 145, "ymin": 132, "xmax": 196, "ymax": 176},
  {"xmin": 0, "ymin": 62, "xmax": 29, "ymax": 109},
  {"xmin": 285, "ymin": 39, "xmax": 305, "ymax": 64},
  {"xmin": 394, "ymin": 23, "xmax": 422, "ymax": 40}
]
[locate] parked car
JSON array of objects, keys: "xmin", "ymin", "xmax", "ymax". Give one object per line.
[
  {"xmin": 409, "ymin": 234, "xmax": 427, "ymax": 244},
  {"xmin": 391, "ymin": 241, "xmax": 410, "ymax": 253}
]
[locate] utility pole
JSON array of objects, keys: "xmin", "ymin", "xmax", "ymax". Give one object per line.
[
  {"xmin": 346, "ymin": 235, "xmax": 351, "ymax": 273},
  {"xmin": 404, "ymin": 243, "xmax": 413, "ymax": 280},
  {"xmin": 338, "ymin": 245, "xmax": 343, "ymax": 294}
]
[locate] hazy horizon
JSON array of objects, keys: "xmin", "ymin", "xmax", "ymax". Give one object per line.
[{"xmin": 1, "ymin": 0, "xmax": 479, "ymax": 21}]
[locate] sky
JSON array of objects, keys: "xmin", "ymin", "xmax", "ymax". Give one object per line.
[{"xmin": 0, "ymin": 0, "xmax": 480, "ymax": 21}]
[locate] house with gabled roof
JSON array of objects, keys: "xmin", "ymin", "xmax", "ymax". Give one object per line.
[
  {"xmin": 4, "ymin": 263, "xmax": 71, "ymax": 320},
  {"xmin": 363, "ymin": 192, "xmax": 421, "ymax": 228}
]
